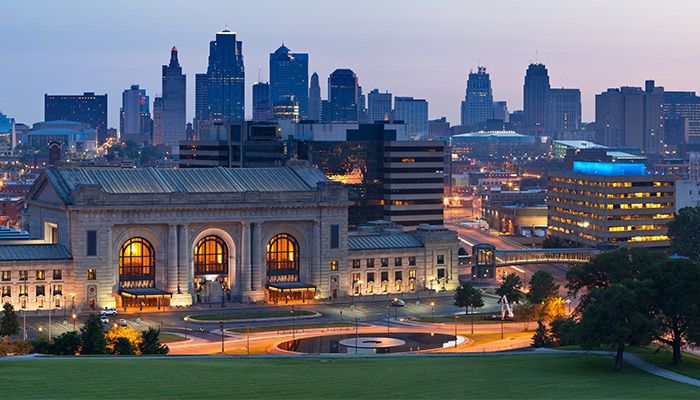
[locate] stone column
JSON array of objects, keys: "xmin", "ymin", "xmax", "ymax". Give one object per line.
[
  {"xmin": 167, "ymin": 224, "xmax": 178, "ymax": 293},
  {"xmin": 100, "ymin": 225, "xmax": 117, "ymax": 308},
  {"xmin": 240, "ymin": 222, "xmax": 251, "ymax": 300},
  {"xmin": 179, "ymin": 224, "xmax": 191, "ymax": 295},
  {"xmin": 251, "ymin": 222, "xmax": 263, "ymax": 292}
]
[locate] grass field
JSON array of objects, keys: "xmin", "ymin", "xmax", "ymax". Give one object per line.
[
  {"xmin": 158, "ymin": 333, "xmax": 188, "ymax": 344},
  {"xmin": 632, "ymin": 345, "xmax": 700, "ymax": 380},
  {"xmin": 187, "ymin": 310, "xmax": 316, "ymax": 321},
  {"xmin": 226, "ymin": 321, "xmax": 359, "ymax": 333},
  {"xmin": 1, "ymin": 354, "xmax": 698, "ymax": 399}
]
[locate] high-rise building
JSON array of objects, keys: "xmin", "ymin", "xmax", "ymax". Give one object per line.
[
  {"xmin": 308, "ymin": 72, "xmax": 322, "ymax": 122},
  {"xmin": 120, "ymin": 84, "xmax": 151, "ymax": 145},
  {"xmin": 428, "ymin": 117, "xmax": 451, "ymax": 141},
  {"xmin": 272, "ymin": 95, "xmax": 300, "ymax": 123},
  {"xmin": 161, "ymin": 47, "xmax": 186, "ymax": 153},
  {"xmin": 367, "ymin": 89, "xmax": 392, "ymax": 122},
  {"xmin": 663, "ymin": 91, "xmax": 700, "ymax": 145},
  {"xmin": 523, "ymin": 63, "xmax": 550, "ymax": 135},
  {"xmin": 328, "ymin": 69, "xmax": 359, "ymax": 122},
  {"xmin": 460, "ymin": 66, "xmax": 494, "ymax": 127},
  {"xmin": 206, "ymin": 30, "xmax": 245, "ymax": 122},
  {"xmin": 152, "ymin": 97, "xmax": 163, "ymax": 145},
  {"xmin": 194, "ymin": 73, "xmax": 209, "ymax": 137},
  {"xmin": 546, "ymin": 88, "xmax": 581, "ymax": 139},
  {"xmin": 0, "ymin": 111, "xmax": 16, "ymax": 156},
  {"xmin": 252, "ymin": 82, "xmax": 271, "ymax": 121},
  {"xmin": 394, "ymin": 96, "xmax": 428, "ymax": 139},
  {"xmin": 595, "ymin": 81, "xmax": 665, "ymax": 154},
  {"xmin": 357, "ymin": 86, "xmax": 367, "ymax": 122},
  {"xmin": 269, "ymin": 44, "xmax": 308, "ymax": 118},
  {"xmin": 492, "ymin": 101, "xmax": 509, "ymax": 123},
  {"xmin": 44, "ymin": 92, "xmax": 107, "ymax": 142}
]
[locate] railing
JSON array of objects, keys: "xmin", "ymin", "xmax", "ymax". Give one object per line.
[{"xmin": 494, "ymin": 248, "xmax": 599, "ymax": 266}]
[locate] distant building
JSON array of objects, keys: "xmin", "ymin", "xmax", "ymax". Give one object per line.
[
  {"xmin": 595, "ymin": 80, "xmax": 665, "ymax": 154},
  {"xmin": 27, "ymin": 121, "xmax": 97, "ymax": 152},
  {"xmin": 272, "ymin": 95, "xmax": 300, "ymax": 123},
  {"xmin": 367, "ymin": 89, "xmax": 392, "ymax": 122},
  {"xmin": 428, "ymin": 117, "xmax": 451, "ymax": 141},
  {"xmin": 461, "ymin": 66, "xmax": 494, "ymax": 127},
  {"xmin": 492, "ymin": 101, "xmax": 509, "ymax": 123},
  {"xmin": 252, "ymin": 82, "xmax": 271, "ymax": 121},
  {"xmin": 0, "ymin": 112, "xmax": 16, "ymax": 156},
  {"xmin": 120, "ymin": 84, "xmax": 151, "ymax": 145},
  {"xmin": 450, "ymin": 130, "xmax": 536, "ymax": 159},
  {"xmin": 206, "ymin": 30, "xmax": 245, "ymax": 122},
  {"xmin": 161, "ymin": 47, "xmax": 187, "ymax": 153},
  {"xmin": 152, "ymin": 97, "xmax": 163, "ymax": 146},
  {"xmin": 675, "ymin": 180, "xmax": 700, "ymax": 211},
  {"xmin": 663, "ymin": 91, "xmax": 700, "ymax": 145},
  {"xmin": 546, "ymin": 88, "xmax": 581, "ymax": 139},
  {"xmin": 269, "ymin": 44, "xmax": 308, "ymax": 119},
  {"xmin": 328, "ymin": 69, "xmax": 359, "ymax": 122},
  {"xmin": 44, "ymin": 92, "xmax": 107, "ymax": 142},
  {"xmin": 394, "ymin": 96, "xmax": 428, "ymax": 139},
  {"xmin": 308, "ymin": 72, "xmax": 322, "ymax": 122},
  {"xmin": 523, "ymin": 64, "xmax": 550, "ymax": 135},
  {"xmin": 194, "ymin": 73, "xmax": 209, "ymax": 138}
]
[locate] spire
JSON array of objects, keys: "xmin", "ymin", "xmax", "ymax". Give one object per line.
[{"xmin": 169, "ymin": 46, "xmax": 179, "ymax": 67}]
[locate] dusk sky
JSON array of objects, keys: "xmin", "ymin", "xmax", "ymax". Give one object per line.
[{"xmin": 2, "ymin": 0, "xmax": 699, "ymax": 127}]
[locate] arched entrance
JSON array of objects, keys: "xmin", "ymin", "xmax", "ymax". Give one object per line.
[
  {"xmin": 193, "ymin": 235, "xmax": 229, "ymax": 304},
  {"xmin": 266, "ymin": 233, "xmax": 314, "ymax": 303},
  {"xmin": 118, "ymin": 237, "xmax": 170, "ymax": 309}
]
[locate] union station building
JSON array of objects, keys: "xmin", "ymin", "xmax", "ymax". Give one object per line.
[{"xmin": 0, "ymin": 164, "xmax": 460, "ymax": 311}]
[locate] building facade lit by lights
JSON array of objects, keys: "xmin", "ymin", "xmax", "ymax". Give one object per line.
[{"xmin": 548, "ymin": 150, "xmax": 675, "ymax": 248}]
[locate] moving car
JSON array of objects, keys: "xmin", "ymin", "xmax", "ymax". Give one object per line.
[
  {"xmin": 390, "ymin": 298, "xmax": 405, "ymax": 307},
  {"xmin": 100, "ymin": 315, "xmax": 109, "ymax": 324},
  {"xmin": 116, "ymin": 319, "xmax": 128, "ymax": 327},
  {"xmin": 102, "ymin": 307, "xmax": 118, "ymax": 316}
]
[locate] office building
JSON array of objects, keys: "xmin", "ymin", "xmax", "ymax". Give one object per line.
[
  {"xmin": 546, "ymin": 88, "xmax": 581, "ymax": 139},
  {"xmin": 663, "ymin": 91, "xmax": 700, "ymax": 145},
  {"xmin": 595, "ymin": 81, "xmax": 665, "ymax": 154},
  {"xmin": 44, "ymin": 92, "xmax": 107, "ymax": 142},
  {"xmin": 120, "ymin": 84, "xmax": 151, "ymax": 145},
  {"xmin": 492, "ymin": 101, "xmax": 509, "ymax": 123},
  {"xmin": 548, "ymin": 151, "xmax": 675, "ymax": 248},
  {"xmin": 428, "ymin": 117, "xmax": 451, "ymax": 141},
  {"xmin": 152, "ymin": 97, "xmax": 163, "ymax": 146},
  {"xmin": 252, "ymin": 82, "xmax": 271, "ymax": 121},
  {"xmin": 272, "ymin": 95, "xmax": 300, "ymax": 123},
  {"xmin": 269, "ymin": 44, "xmax": 308, "ymax": 118},
  {"xmin": 194, "ymin": 73, "xmax": 209, "ymax": 138},
  {"xmin": 460, "ymin": 66, "xmax": 494, "ymax": 127},
  {"xmin": 206, "ymin": 30, "xmax": 245, "ymax": 122},
  {"xmin": 328, "ymin": 69, "xmax": 359, "ymax": 122},
  {"xmin": 367, "ymin": 89, "xmax": 392, "ymax": 122},
  {"xmin": 308, "ymin": 72, "xmax": 322, "ymax": 122},
  {"xmin": 0, "ymin": 112, "xmax": 15, "ymax": 156},
  {"xmin": 394, "ymin": 96, "xmax": 428, "ymax": 139},
  {"xmin": 523, "ymin": 64, "xmax": 550, "ymax": 135},
  {"xmin": 161, "ymin": 47, "xmax": 187, "ymax": 153}
]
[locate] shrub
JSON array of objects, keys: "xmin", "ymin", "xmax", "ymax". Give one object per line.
[{"xmin": 550, "ymin": 317, "xmax": 579, "ymax": 346}]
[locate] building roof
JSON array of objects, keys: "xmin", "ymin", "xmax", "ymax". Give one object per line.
[
  {"xmin": 42, "ymin": 166, "xmax": 330, "ymax": 203},
  {"xmin": 0, "ymin": 226, "xmax": 35, "ymax": 241},
  {"xmin": 553, "ymin": 140, "xmax": 607, "ymax": 149},
  {"xmin": 348, "ymin": 233, "xmax": 423, "ymax": 251},
  {"xmin": 0, "ymin": 244, "xmax": 71, "ymax": 262}
]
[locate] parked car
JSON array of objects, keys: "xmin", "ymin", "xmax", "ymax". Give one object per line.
[
  {"xmin": 390, "ymin": 298, "xmax": 406, "ymax": 307},
  {"xmin": 102, "ymin": 307, "xmax": 118, "ymax": 316},
  {"xmin": 116, "ymin": 319, "xmax": 128, "ymax": 327},
  {"xmin": 100, "ymin": 315, "xmax": 109, "ymax": 324}
]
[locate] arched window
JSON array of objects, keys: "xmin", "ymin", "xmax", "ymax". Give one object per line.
[
  {"xmin": 119, "ymin": 237, "xmax": 155, "ymax": 288},
  {"xmin": 194, "ymin": 235, "xmax": 228, "ymax": 275},
  {"xmin": 266, "ymin": 233, "xmax": 299, "ymax": 282}
]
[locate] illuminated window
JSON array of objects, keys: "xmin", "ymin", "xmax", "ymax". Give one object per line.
[
  {"xmin": 19, "ymin": 270, "xmax": 27, "ymax": 281},
  {"xmin": 329, "ymin": 260, "xmax": 338, "ymax": 271},
  {"xmin": 1, "ymin": 286, "xmax": 10, "ymax": 297},
  {"xmin": 266, "ymin": 233, "xmax": 300, "ymax": 282},
  {"xmin": 87, "ymin": 269, "xmax": 96, "ymax": 280},
  {"xmin": 194, "ymin": 235, "xmax": 228, "ymax": 275},
  {"xmin": 53, "ymin": 270, "xmax": 62, "ymax": 280},
  {"xmin": 1, "ymin": 271, "xmax": 9, "ymax": 281},
  {"xmin": 36, "ymin": 270, "xmax": 45, "ymax": 281},
  {"xmin": 119, "ymin": 237, "xmax": 155, "ymax": 288}
]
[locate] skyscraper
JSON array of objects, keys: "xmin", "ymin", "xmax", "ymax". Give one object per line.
[
  {"xmin": 269, "ymin": 44, "xmax": 308, "ymax": 118},
  {"xmin": 0, "ymin": 111, "xmax": 16, "ymax": 156},
  {"xmin": 523, "ymin": 63, "xmax": 550, "ymax": 135},
  {"xmin": 328, "ymin": 69, "xmax": 358, "ymax": 122},
  {"xmin": 394, "ymin": 96, "xmax": 429, "ymax": 139},
  {"xmin": 460, "ymin": 66, "xmax": 494, "ymax": 127},
  {"xmin": 663, "ymin": 91, "xmax": 700, "ymax": 145},
  {"xmin": 161, "ymin": 47, "xmax": 186, "ymax": 153},
  {"xmin": 120, "ymin": 84, "xmax": 151, "ymax": 145},
  {"xmin": 546, "ymin": 88, "xmax": 581, "ymax": 139},
  {"xmin": 207, "ymin": 30, "xmax": 245, "ymax": 122},
  {"xmin": 308, "ymin": 72, "xmax": 322, "ymax": 122},
  {"xmin": 194, "ymin": 73, "xmax": 209, "ymax": 137},
  {"xmin": 44, "ymin": 92, "xmax": 108, "ymax": 142},
  {"xmin": 367, "ymin": 89, "xmax": 392, "ymax": 122},
  {"xmin": 152, "ymin": 97, "xmax": 163, "ymax": 145},
  {"xmin": 252, "ymin": 82, "xmax": 271, "ymax": 121}
]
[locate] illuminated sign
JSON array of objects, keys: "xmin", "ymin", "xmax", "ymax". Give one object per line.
[{"xmin": 572, "ymin": 161, "xmax": 646, "ymax": 176}]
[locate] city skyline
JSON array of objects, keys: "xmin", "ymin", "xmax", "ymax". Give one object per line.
[{"xmin": 2, "ymin": 0, "xmax": 700, "ymax": 127}]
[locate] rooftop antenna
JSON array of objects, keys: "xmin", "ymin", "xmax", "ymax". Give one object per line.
[{"xmin": 258, "ymin": 67, "xmax": 262, "ymax": 83}]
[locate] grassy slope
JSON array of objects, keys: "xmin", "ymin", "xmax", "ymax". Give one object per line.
[
  {"xmin": 2, "ymin": 355, "xmax": 699, "ymax": 399},
  {"xmin": 632, "ymin": 345, "xmax": 700, "ymax": 380}
]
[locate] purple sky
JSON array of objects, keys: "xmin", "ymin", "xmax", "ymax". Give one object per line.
[{"xmin": 2, "ymin": 0, "xmax": 699, "ymax": 127}]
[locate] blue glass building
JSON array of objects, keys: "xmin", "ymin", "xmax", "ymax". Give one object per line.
[
  {"xmin": 269, "ymin": 45, "xmax": 308, "ymax": 119},
  {"xmin": 328, "ymin": 69, "xmax": 358, "ymax": 122},
  {"xmin": 206, "ymin": 30, "xmax": 245, "ymax": 122}
]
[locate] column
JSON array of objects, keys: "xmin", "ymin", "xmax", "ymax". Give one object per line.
[
  {"xmin": 178, "ymin": 224, "xmax": 190, "ymax": 295},
  {"xmin": 167, "ymin": 224, "xmax": 178, "ymax": 293},
  {"xmin": 251, "ymin": 222, "xmax": 263, "ymax": 291},
  {"xmin": 240, "ymin": 222, "xmax": 251, "ymax": 299}
]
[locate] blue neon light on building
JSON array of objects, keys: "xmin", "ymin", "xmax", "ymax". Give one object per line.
[{"xmin": 572, "ymin": 161, "xmax": 646, "ymax": 176}]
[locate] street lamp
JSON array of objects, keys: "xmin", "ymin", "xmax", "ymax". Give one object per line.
[
  {"xmin": 454, "ymin": 315, "xmax": 459, "ymax": 348},
  {"xmin": 430, "ymin": 301, "xmax": 435, "ymax": 323},
  {"xmin": 220, "ymin": 313, "xmax": 224, "ymax": 354},
  {"xmin": 565, "ymin": 298, "xmax": 572, "ymax": 315},
  {"xmin": 291, "ymin": 305, "xmax": 295, "ymax": 340},
  {"xmin": 71, "ymin": 313, "xmax": 77, "ymax": 331}
]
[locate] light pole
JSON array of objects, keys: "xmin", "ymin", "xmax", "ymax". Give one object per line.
[
  {"xmin": 386, "ymin": 304, "xmax": 390, "ymax": 333},
  {"xmin": 354, "ymin": 316, "xmax": 359, "ymax": 355},
  {"xmin": 220, "ymin": 313, "xmax": 224, "ymax": 354},
  {"xmin": 22, "ymin": 308, "xmax": 26, "ymax": 340},
  {"xmin": 48, "ymin": 308, "xmax": 52, "ymax": 339},
  {"xmin": 291, "ymin": 305, "xmax": 295, "ymax": 340},
  {"xmin": 71, "ymin": 313, "xmax": 77, "ymax": 331},
  {"xmin": 565, "ymin": 298, "xmax": 572, "ymax": 315},
  {"xmin": 430, "ymin": 301, "xmax": 435, "ymax": 323},
  {"xmin": 454, "ymin": 314, "xmax": 459, "ymax": 348}
]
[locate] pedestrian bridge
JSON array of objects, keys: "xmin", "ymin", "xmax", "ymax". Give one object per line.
[{"xmin": 494, "ymin": 248, "xmax": 600, "ymax": 266}]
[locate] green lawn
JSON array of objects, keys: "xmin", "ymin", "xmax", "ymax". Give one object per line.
[
  {"xmin": 632, "ymin": 345, "xmax": 700, "ymax": 380},
  {"xmin": 227, "ymin": 321, "xmax": 359, "ymax": 333},
  {"xmin": 187, "ymin": 309, "xmax": 316, "ymax": 321},
  {"xmin": 159, "ymin": 333, "xmax": 188, "ymax": 344},
  {"xmin": 2, "ymin": 355, "xmax": 699, "ymax": 399}
]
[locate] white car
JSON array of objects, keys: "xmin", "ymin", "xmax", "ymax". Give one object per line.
[
  {"xmin": 117, "ymin": 319, "xmax": 128, "ymax": 327},
  {"xmin": 390, "ymin": 298, "xmax": 406, "ymax": 307},
  {"xmin": 100, "ymin": 315, "xmax": 109, "ymax": 324},
  {"xmin": 102, "ymin": 307, "xmax": 118, "ymax": 316}
]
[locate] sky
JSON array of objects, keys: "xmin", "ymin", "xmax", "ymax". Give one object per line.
[{"xmin": 2, "ymin": 0, "xmax": 700, "ymax": 127}]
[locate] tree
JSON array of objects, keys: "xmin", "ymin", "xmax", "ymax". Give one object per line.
[
  {"xmin": 496, "ymin": 273, "xmax": 523, "ymax": 304},
  {"xmin": 549, "ymin": 317, "xmax": 579, "ymax": 346},
  {"xmin": 80, "ymin": 314, "xmax": 106, "ymax": 354},
  {"xmin": 566, "ymin": 248, "xmax": 655, "ymax": 298},
  {"xmin": 527, "ymin": 271, "xmax": 559, "ymax": 304},
  {"xmin": 640, "ymin": 259, "xmax": 700, "ymax": 365},
  {"xmin": 542, "ymin": 236, "xmax": 564, "ymax": 249},
  {"xmin": 454, "ymin": 281, "xmax": 484, "ymax": 334},
  {"xmin": 578, "ymin": 284, "xmax": 657, "ymax": 371},
  {"xmin": 139, "ymin": 328, "xmax": 169, "ymax": 355},
  {"xmin": 113, "ymin": 337, "xmax": 136, "ymax": 355},
  {"xmin": 0, "ymin": 303, "xmax": 20, "ymax": 337},
  {"xmin": 106, "ymin": 326, "xmax": 142, "ymax": 355},
  {"xmin": 50, "ymin": 332, "xmax": 81, "ymax": 355},
  {"xmin": 532, "ymin": 321, "xmax": 553, "ymax": 348},
  {"xmin": 668, "ymin": 207, "xmax": 700, "ymax": 260}
]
